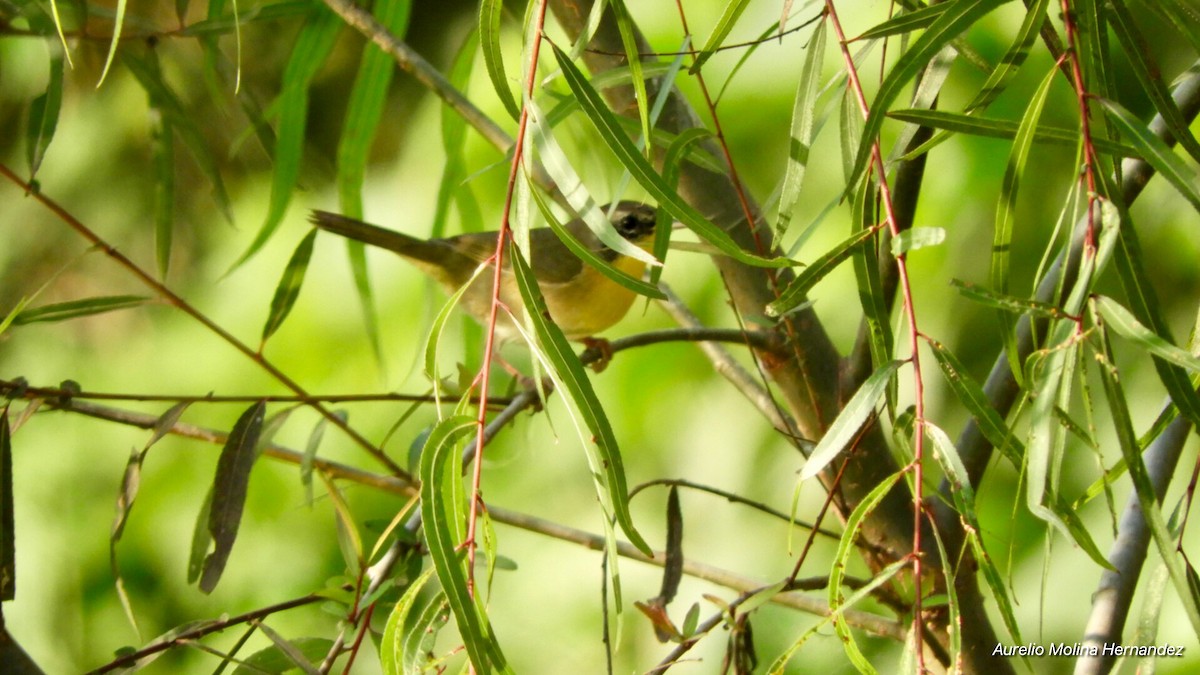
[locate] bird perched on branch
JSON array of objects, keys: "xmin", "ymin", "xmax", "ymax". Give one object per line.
[{"xmin": 309, "ymin": 202, "xmax": 659, "ymax": 346}]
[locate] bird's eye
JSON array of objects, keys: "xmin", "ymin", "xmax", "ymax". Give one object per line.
[{"xmin": 618, "ymin": 214, "xmax": 640, "ymax": 236}]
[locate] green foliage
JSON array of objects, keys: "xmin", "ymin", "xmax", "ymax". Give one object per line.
[{"xmin": 3, "ymin": 0, "xmax": 1200, "ymax": 673}]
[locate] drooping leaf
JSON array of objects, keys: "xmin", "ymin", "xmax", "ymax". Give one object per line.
[
  {"xmin": 419, "ymin": 415, "xmax": 510, "ymax": 673},
  {"xmin": 551, "ymin": 43, "xmax": 790, "ymax": 269},
  {"xmin": 828, "ymin": 471, "xmax": 905, "ymax": 675},
  {"xmin": 691, "ymin": 0, "xmax": 754, "ymax": 72},
  {"xmin": 799, "ymin": 361, "xmax": 903, "ymax": 481},
  {"xmin": 379, "ymin": 566, "xmax": 436, "ymax": 675},
  {"xmin": 525, "ymin": 99, "xmax": 656, "ymax": 266},
  {"xmin": 230, "ymin": 637, "xmax": 332, "ymax": 675},
  {"xmin": 96, "ymin": 0, "xmax": 129, "ymax": 86},
  {"xmin": 26, "ymin": 52, "xmax": 64, "ymax": 179},
  {"xmin": 12, "ymin": 295, "xmax": 149, "ymax": 325},
  {"xmin": 199, "ymin": 401, "xmax": 266, "ymax": 593},
  {"xmin": 509, "ymin": 247, "xmax": 653, "ymax": 556},
  {"xmin": 1094, "ymin": 296, "xmax": 1200, "ymax": 373},
  {"xmin": 767, "ymin": 226, "xmax": 877, "ymax": 318},
  {"xmin": 261, "ymin": 230, "xmax": 316, "ymax": 345},
  {"xmin": 1100, "ymin": 98, "xmax": 1200, "ymax": 213},
  {"xmin": 776, "ymin": 19, "xmax": 826, "ymax": 237},
  {"xmin": 1095, "ymin": 328, "xmax": 1200, "ymax": 635},
  {"xmin": 888, "ymin": 109, "xmax": 1137, "ymax": 157},
  {"xmin": 124, "ymin": 52, "xmax": 234, "ymax": 222},
  {"xmin": 479, "ymin": 0, "xmax": 520, "ymax": 120},
  {"xmin": 845, "ymin": 0, "xmax": 1008, "ymax": 194},
  {"xmin": 234, "ymin": 6, "xmax": 341, "ymax": 268}
]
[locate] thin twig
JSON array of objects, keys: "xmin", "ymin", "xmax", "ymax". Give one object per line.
[{"xmin": 0, "ymin": 163, "xmax": 408, "ymax": 479}]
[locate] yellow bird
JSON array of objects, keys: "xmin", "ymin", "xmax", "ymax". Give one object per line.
[{"xmin": 309, "ymin": 202, "xmax": 658, "ymax": 343}]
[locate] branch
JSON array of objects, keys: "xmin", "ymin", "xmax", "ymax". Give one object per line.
[
  {"xmin": 0, "ymin": 164, "xmax": 407, "ymax": 479},
  {"xmin": 16, "ymin": 388, "xmax": 904, "ymax": 642},
  {"xmin": 1075, "ymin": 413, "xmax": 1193, "ymax": 674},
  {"xmin": 85, "ymin": 592, "xmax": 325, "ymax": 674},
  {"xmin": 945, "ymin": 66, "xmax": 1200, "ymax": 489}
]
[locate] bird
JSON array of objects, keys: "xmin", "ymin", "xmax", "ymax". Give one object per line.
[{"xmin": 309, "ymin": 201, "xmax": 659, "ymax": 344}]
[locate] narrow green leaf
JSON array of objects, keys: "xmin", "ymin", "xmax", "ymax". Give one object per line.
[
  {"xmin": 230, "ymin": 637, "xmax": 333, "ymax": 675},
  {"xmin": 1095, "ymin": 329, "xmax": 1200, "ymax": 635},
  {"xmin": 525, "ymin": 100, "xmax": 656, "ymax": 265},
  {"xmin": 1025, "ymin": 324, "xmax": 1077, "ymax": 539},
  {"xmin": 200, "ymin": 400, "xmax": 266, "ymax": 593},
  {"xmin": 925, "ymin": 422, "xmax": 973, "ymax": 500},
  {"xmin": 950, "ymin": 278, "xmax": 1063, "ymax": 319},
  {"xmin": 261, "ymin": 230, "xmax": 316, "ymax": 344},
  {"xmin": 325, "ymin": 474, "xmax": 364, "ymax": 573},
  {"xmin": 234, "ymin": 6, "xmax": 341, "ymax": 268},
  {"xmin": 95, "ymin": 0, "xmax": 128, "ymax": 86},
  {"xmin": 846, "ymin": 0, "xmax": 1007, "ymax": 193},
  {"xmin": 1150, "ymin": 0, "xmax": 1200, "ymax": 53},
  {"xmin": 480, "ymin": 0, "xmax": 520, "ymax": 120},
  {"xmin": 926, "ymin": 337, "xmax": 1021, "ymax": 465},
  {"xmin": 337, "ymin": 0, "xmax": 412, "ymax": 218},
  {"xmin": 890, "ymin": 226, "xmax": 945, "ymax": 255},
  {"xmin": 655, "ymin": 126, "xmax": 712, "ymax": 286},
  {"xmin": 1095, "ymin": 296, "xmax": 1200, "ymax": 373},
  {"xmin": 888, "ymin": 109, "xmax": 1137, "ymax": 157},
  {"xmin": 146, "ymin": 401, "xmax": 192, "ymax": 451},
  {"xmin": 26, "ymin": 53, "xmax": 64, "ymax": 179},
  {"xmin": 380, "ymin": 567, "xmax": 436, "ymax": 675},
  {"xmin": 151, "ymin": 112, "xmax": 175, "ymax": 279},
  {"xmin": 423, "ymin": 264, "xmax": 488, "ymax": 391},
  {"xmin": 300, "ymin": 412, "xmax": 336, "ymax": 507},
  {"xmin": 419, "ymin": 415, "xmax": 509, "ymax": 673},
  {"xmin": 46, "ymin": 0, "xmax": 74, "ymax": 68},
  {"xmin": 1109, "ymin": 188, "xmax": 1200, "ymax": 433},
  {"xmin": 123, "ymin": 53, "xmax": 234, "ymax": 222},
  {"xmin": 252, "ymin": 623, "xmax": 321, "ymax": 675},
  {"xmin": 776, "ymin": 19, "xmax": 826, "ymax": 237},
  {"xmin": 799, "ymin": 361, "xmax": 903, "ymax": 481},
  {"xmin": 12, "ymin": 295, "xmax": 149, "ymax": 325},
  {"xmin": 1100, "ymin": 98, "xmax": 1200, "ymax": 213},
  {"xmin": 609, "ymin": 0, "xmax": 651, "ymax": 157},
  {"xmin": 828, "ymin": 470, "xmax": 905, "ymax": 675},
  {"xmin": 1108, "ymin": 0, "xmax": 1200, "ymax": 167},
  {"xmin": 187, "ymin": 488, "xmax": 213, "ymax": 584},
  {"xmin": 994, "ymin": 61, "xmax": 1057, "ymax": 383},
  {"xmin": 855, "ymin": 3, "xmax": 948, "ymax": 40},
  {"xmin": 967, "ymin": 523, "xmax": 1023, "ymax": 643},
  {"xmin": 767, "ymin": 226, "xmax": 877, "ymax": 318},
  {"xmin": 402, "ymin": 593, "xmax": 450, "ymax": 673},
  {"xmin": 839, "ymin": 85, "xmax": 862, "ymax": 186},
  {"xmin": 965, "ymin": 0, "xmax": 1047, "ymax": 112},
  {"xmin": 509, "ymin": 246, "xmax": 653, "ymax": 556},
  {"xmin": 550, "ymin": 43, "xmax": 789, "ymax": 269},
  {"xmin": 691, "ymin": 0, "xmax": 753, "ymax": 72},
  {"xmin": 849, "ymin": 177, "xmax": 892, "ymax": 374}
]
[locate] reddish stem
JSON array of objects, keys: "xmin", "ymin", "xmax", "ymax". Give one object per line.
[
  {"xmin": 823, "ymin": 2, "xmax": 929, "ymax": 669},
  {"xmin": 465, "ymin": 0, "xmax": 552, "ymax": 603}
]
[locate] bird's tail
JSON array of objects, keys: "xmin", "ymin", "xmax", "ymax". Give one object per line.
[{"xmin": 309, "ymin": 210, "xmax": 436, "ymax": 262}]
